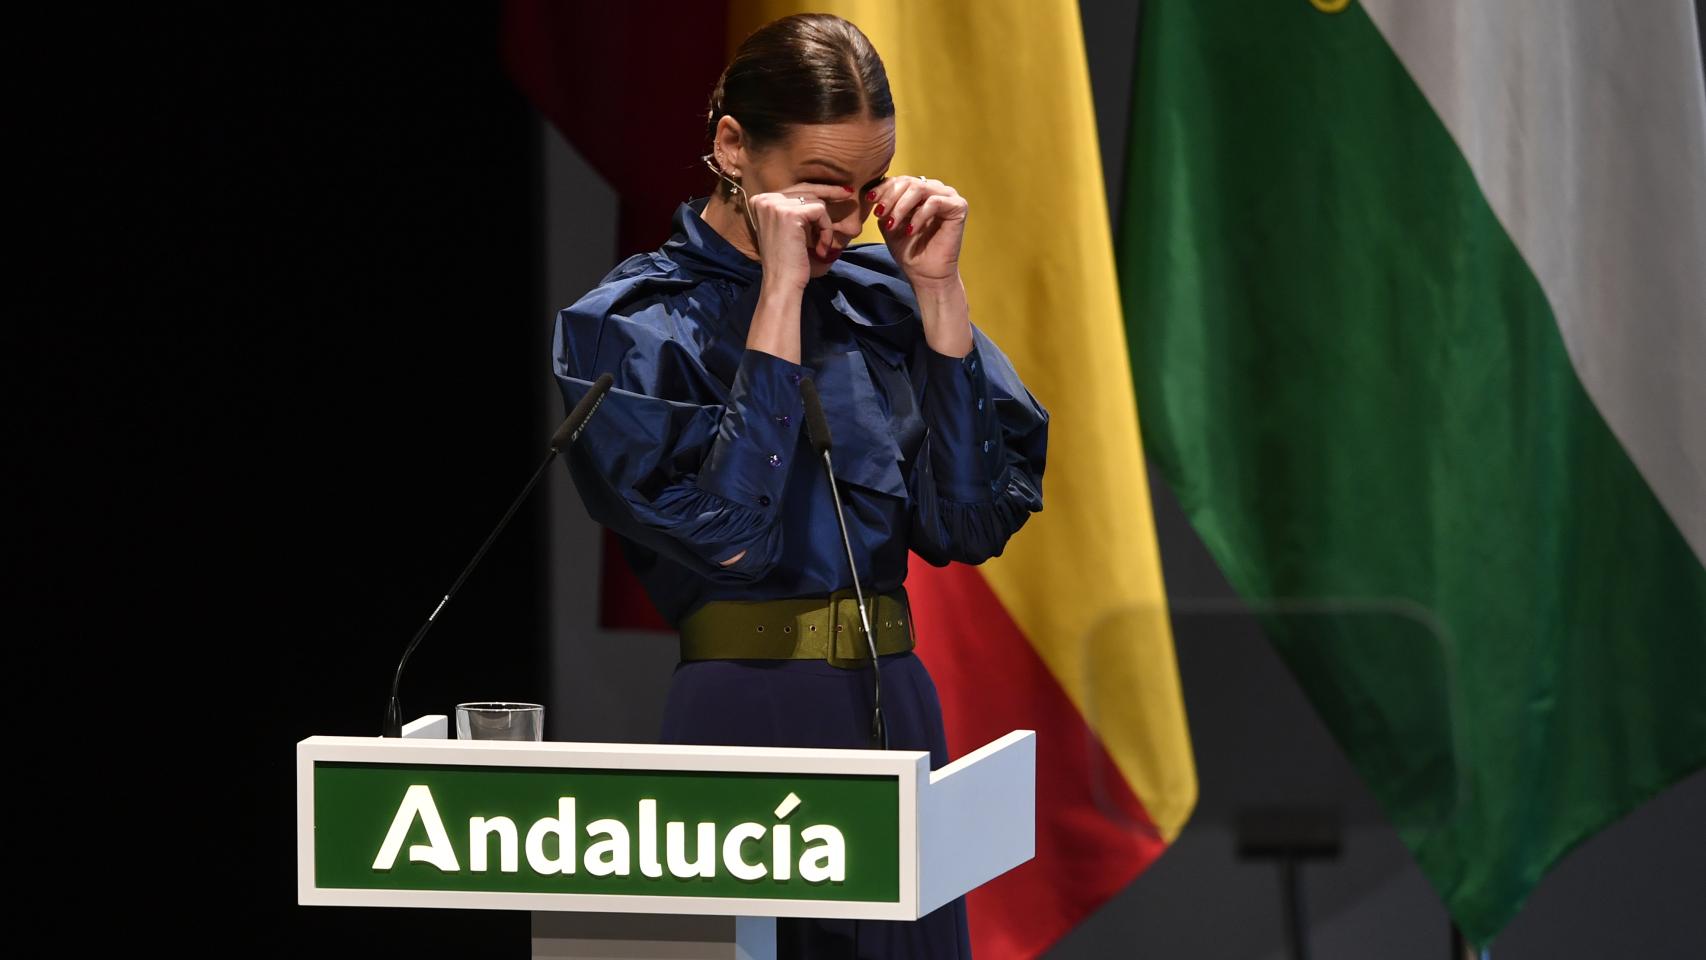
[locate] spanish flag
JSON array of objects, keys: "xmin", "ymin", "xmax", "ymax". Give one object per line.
[{"xmin": 504, "ymin": 2, "xmax": 1197, "ymax": 955}]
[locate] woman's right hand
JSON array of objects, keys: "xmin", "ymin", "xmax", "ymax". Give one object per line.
[{"xmin": 747, "ymin": 183, "xmax": 854, "ymax": 292}]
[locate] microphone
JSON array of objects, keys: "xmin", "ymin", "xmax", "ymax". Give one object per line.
[
  {"xmin": 382, "ymin": 372, "xmax": 615, "ymax": 738},
  {"xmin": 799, "ymin": 377, "xmax": 888, "ymax": 749}
]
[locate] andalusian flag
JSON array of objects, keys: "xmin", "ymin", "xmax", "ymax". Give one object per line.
[
  {"xmin": 1120, "ymin": 0, "xmax": 1706, "ymax": 946},
  {"xmin": 727, "ymin": 2, "xmax": 1199, "ymax": 956}
]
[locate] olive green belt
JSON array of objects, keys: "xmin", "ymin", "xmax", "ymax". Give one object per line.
[{"xmin": 678, "ymin": 588, "xmax": 915, "ymax": 669}]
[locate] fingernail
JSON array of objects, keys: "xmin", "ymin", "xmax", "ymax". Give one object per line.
[
  {"xmin": 866, "ymin": 190, "xmax": 877, "ymax": 202},
  {"xmin": 883, "ymin": 216, "xmax": 895, "ymax": 230},
  {"xmin": 905, "ymin": 223, "xmax": 914, "ymax": 236},
  {"xmin": 875, "ymin": 203, "xmax": 885, "ymax": 216}
]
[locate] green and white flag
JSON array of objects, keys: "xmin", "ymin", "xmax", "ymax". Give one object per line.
[{"xmin": 1119, "ymin": 0, "xmax": 1706, "ymax": 945}]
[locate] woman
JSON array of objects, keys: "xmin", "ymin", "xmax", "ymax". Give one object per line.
[{"xmin": 552, "ymin": 12, "xmax": 1048, "ymax": 958}]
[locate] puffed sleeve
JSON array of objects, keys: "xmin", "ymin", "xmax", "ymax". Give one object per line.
[
  {"xmin": 552, "ymin": 283, "xmax": 812, "ymax": 583},
  {"xmin": 907, "ymin": 323, "xmax": 1048, "ymax": 566}
]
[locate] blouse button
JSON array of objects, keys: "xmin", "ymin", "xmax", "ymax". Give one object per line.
[
  {"xmin": 789, "ymin": 372, "xmax": 803, "ymax": 385},
  {"xmin": 968, "ymin": 358, "xmax": 979, "ymax": 374},
  {"xmin": 756, "ymin": 494, "xmax": 771, "ymax": 507},
  {"xmin": 775, "ymin": 413, "xmax": 791, "ymax": 426},
  {"xmin": 768, "ymin": 453, "xmax": 783, "ymax": 467},
  {"xmin": 976, "ymin": 397, "xmax": 984, "ymax": 411},
  {"xmin": 982, "ymin": 439, "xmax": 991, "ymax": 453}
]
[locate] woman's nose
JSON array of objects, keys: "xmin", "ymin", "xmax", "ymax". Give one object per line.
[{"xmin": 835, "ymin": 203, "xmax": 865, "ymax": 233}]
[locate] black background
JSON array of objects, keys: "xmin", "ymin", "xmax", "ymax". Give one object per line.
[{"xmin": 30, "ymin": 5, "xmax": 542, "ymax": 954}]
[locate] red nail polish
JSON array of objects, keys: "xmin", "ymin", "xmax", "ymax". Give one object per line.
[
  {"xmin": 866, "ymin": 190, "xmax": 877, "ymax": 202},
  {"xmin": 875, "ymin": 203, "xmax": 884, "ymax": 216},
  {"xmin": 884, "ymin": 216, "xmax": 894, "ymax": 230},
  {"xmin": 905, "ymin": 223, "xmax": 914, "ymax": 236}
]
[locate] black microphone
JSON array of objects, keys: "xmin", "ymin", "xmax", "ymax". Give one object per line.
[
  {"xmin": 799, "ymin": 377, "xmax": 887, "ymax": 749},
  {"xmin": 382, "ymin": 372, "xmax": 615, "ymax": 738}
]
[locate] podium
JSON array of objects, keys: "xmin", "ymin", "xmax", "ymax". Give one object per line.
[{"xmin": 298, "ymin": 716, "xmax": 1035, "ymax": 959}]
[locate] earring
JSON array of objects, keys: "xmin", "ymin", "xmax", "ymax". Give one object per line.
[
  {"xmin": 701, "ymin": 152, "xmax": 741, "ymax": 198},
  {"xmin": 701, "ymin": 151, "xmax": 763, "ymax": 255}
]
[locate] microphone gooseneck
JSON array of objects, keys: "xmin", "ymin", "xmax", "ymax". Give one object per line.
[
  {"xmin": 382, "ymin": 373, "xmax": 615, "ymax": 738},
  {"xmin": 800, "ymin": 377, "xmax": 887, "ymax": 749}
]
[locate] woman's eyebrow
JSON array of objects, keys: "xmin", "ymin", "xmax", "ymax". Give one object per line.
[
  {"xmin": 803, "ymin": 159, "xmax": 889, "ymax": 186},
  {"xmin": 802, "ymin": 158, "xmax": 853, "ymax": 177}
]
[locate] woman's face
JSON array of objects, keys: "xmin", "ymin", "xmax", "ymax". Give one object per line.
[{"xmin": 724, "ymin": 115, "xmax": 896, "ymax": 275}]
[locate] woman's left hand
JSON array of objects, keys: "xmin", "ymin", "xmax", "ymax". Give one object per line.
[{"xmin": 871, "ymin": 175, "xmax": 967, "ymax": 290}]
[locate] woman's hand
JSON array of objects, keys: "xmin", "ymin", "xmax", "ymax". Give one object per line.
[
  {"xmin": 870, "ymin": 175, "xmax": 968, "ymax": 291},
  {"xmin": 743, "ymin": 181, "xmax": 853, "ymax": 363},
  {"xmin": 748, "ymin": 182, "xmax": 855, "ymax": 293}
]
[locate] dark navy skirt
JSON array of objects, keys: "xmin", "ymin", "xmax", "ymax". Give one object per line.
[{"xmin": 658, "ymin": 650, "xmax": 973, "ymax": 960}]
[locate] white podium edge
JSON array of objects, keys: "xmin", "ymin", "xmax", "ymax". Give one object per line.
[
  {"xmin": 917, "ymin": 729, "xmax": 1037, "ymax": 915},
  {"xmin": 401, "ymin": 714, "xmax": 448, "ymax": 739}
]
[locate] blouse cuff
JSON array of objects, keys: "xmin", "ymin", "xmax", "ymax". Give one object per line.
[
  {"xmin": 922, "ymin": 342, "xmax": 1004, "ymax": 502},
  {"xmin": 694, "ymin": 347, "xmax": 812, "ymax": 512}
]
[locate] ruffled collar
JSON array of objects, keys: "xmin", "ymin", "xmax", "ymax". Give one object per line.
[{"xmin": 662, "ymin": 196, "xmax": 763, "ymax": 285}]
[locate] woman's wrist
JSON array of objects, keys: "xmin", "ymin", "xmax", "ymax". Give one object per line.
[
  {"xmin": 748, "ymin": 283, "xmax": 804, "ymax": 363},
  {"xmin": 913, "ymin": 272, "xmax": 973, "ymax": 358}
]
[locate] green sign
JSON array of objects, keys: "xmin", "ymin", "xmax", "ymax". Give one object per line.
[{"xmin": 313, "ymin": 762, "xmax": 901, "ymax": 902}]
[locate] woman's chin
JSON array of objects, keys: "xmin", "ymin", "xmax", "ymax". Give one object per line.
[{"xmin": 809, "ymin": 246, "xmax": 842, "ymax": 272}]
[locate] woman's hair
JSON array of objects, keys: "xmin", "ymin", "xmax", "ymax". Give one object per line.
[{"xmin": 706, "ymin": 13, "xmax": 894, "ymax": 179}]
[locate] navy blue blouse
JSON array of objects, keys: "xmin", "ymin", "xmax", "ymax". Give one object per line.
[{"xmin": 552, "ymin": 196, "xmax": 1049, "ymax": 628}]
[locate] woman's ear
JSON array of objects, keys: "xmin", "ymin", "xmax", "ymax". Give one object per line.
[{"xmin": 714, "ymin": 116, "xmax": 747, "ymax": 178}]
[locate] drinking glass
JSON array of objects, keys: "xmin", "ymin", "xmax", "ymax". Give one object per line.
[{"xmin": 455, "ymin": 702, "xmax": 543, "ymax": 741}]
